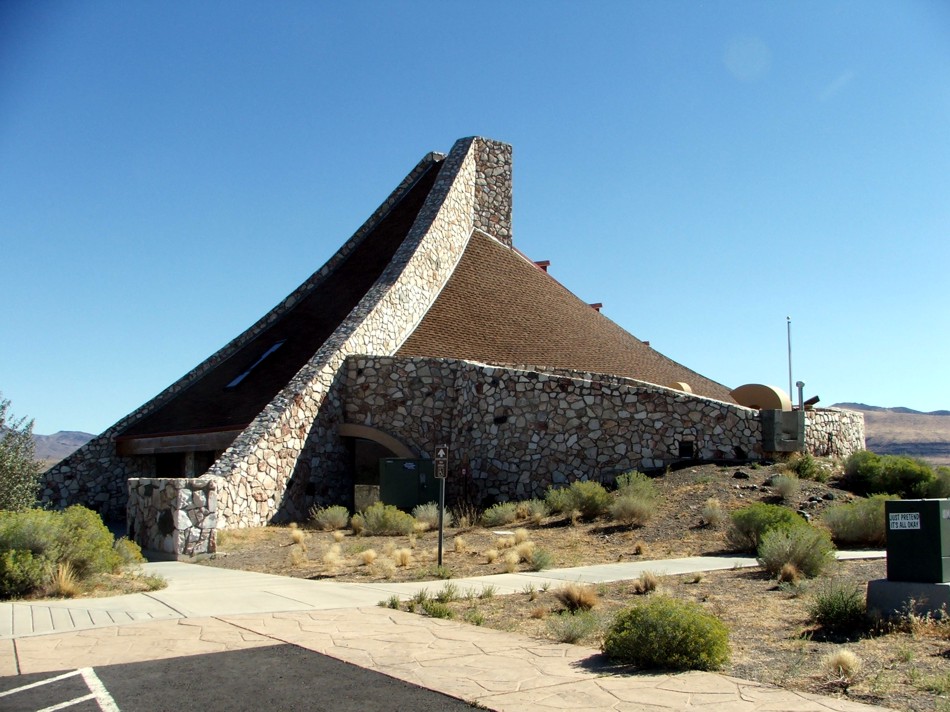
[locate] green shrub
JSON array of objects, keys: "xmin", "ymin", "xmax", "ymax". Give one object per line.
[
  {"xmin": 358, "ymin": 502, "xmax": 416, "ymax": 536},
  {"xmin": 809, "ymin": 580, "xmax": 867, "ymax": 632},
  {"xmin": 480, "ymin": 502, "xmax": 518, "ymax": 527},
  {"xmin": 821, "ymin": 495, "xmax": 895, "ymax": 547},
  {"xmin": 113, "ymin": 537, "xmax": 146, "ymax": 566},
  {"xmin": 609, "ymin": 495, "xmax": 654, "ymax": 526},
  {"xmin": 771, "ymin": 474, "xmax": 800, "ymax": 502},
  {"xmin": 309, "ymin": 504, "xmax": 350, "ymax": 531},
  {"xmin": 615, "ymin": 471, "xmax": 658, "ymax": 500},
  {"xmin": 788, "ymin": 452, "xmax": 826, "ymax": 481},
  {"xmin": 546, "ymin": 480, "xmax": 611, "ymax": 519},
  {"xmin": 843, "ymin": 451, "xmax": 936, "ymax": 498},
  {"xmin": 928, "ymin": 467, "xmax": 950, "ymax": 498},
  {"xmin": 726, "ymin": 503, "xmax": 806, "ymax": 552},
  {"xmin": 530, "ymin": 547, "xmax": 554, "ymax": 571},
  {"xmin": 57, "ymin": 505, "xmax": 121, "ymax": 577},
  {"xmin": 0, "ymin": 395, "xmax": 42, "ymax": 512},
  {"xmin": 546, "ymin": 610, "xmax": 601, "ymax": 643},
  {"xmin": 757, "ymin": 525, "xmax": 835, "ymax": 578},
  {"xmin": 412, "ymin": 502, "xmax": 453, "ymax": 529},
  {"xmin": 0, "ymin": 549, "xmax": 48, "ymax": 598},
  {"xmin": 603, "ymin": 596, "xmax": 730, "ymax": 671},
  {"xmin": 0, "ymin": 508, "xmax": 60, "ymax": 561},
  {"xmin": 516, "ymin": 498, "xmax": 550, "ymax": 523},
  {"xmin": 420, "ymin": 600, "xmax": 454, "ymax": 619},
  {"xmin": 544, "ymin": 486, "xmax": 572, "ymax": 514}
]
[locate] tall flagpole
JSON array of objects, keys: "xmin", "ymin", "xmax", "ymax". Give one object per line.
[{"xmin": 786, "ymin": 316, "xmax": 793, "ymax": 404}]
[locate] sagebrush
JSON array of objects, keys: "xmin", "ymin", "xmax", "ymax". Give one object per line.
[
  {"xmin": 603, "ymin": 596, "xmax": 730, "ymax": 670},
  {"xmin": 757, "ymin": 524, "xmax": 835, "ymax": 578}
]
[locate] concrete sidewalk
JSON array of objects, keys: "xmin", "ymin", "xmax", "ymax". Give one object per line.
[{"xmin": 1, "ymin": 553, "xmax": 890, "ymax": 711}]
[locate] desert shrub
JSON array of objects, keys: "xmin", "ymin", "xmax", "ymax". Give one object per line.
[
  {"xmin": 0, "ymin": 395, "xmax": 42, "ymax": 512},
  {"xmin": 57, "ymin": 506, "xmax": 122, "ymax": 577},
  {"xmin": 544, "ymin": 486, "xmax": 572, "ymax": 514},
  {"xmin": 809, "ymin": 580, "xmax": 867, "ymax": 632},
  {"xmin": 615, "ymin": 471, "xmax": 659, "ymax": 501},
  {"xmin": 701, "ymin": 498, "xmax": 726, "ymax": 527},
  {"xmin": 0, "ymin": 549, "xmax": 48, "ymax": 598},
  {"xmin": 517, "ymin": 498, "xmax": 549, "ymax": 524},
  {"xmin": 843, "ymin": 451, "xmax": 936, "ymax": 498},
  {"xmin": 480, "ymin": 502, "xmax": 518, "ymax": 527},
  {"xmin": 411, "ymin": 502, "xmax": 453, "ymax": 529},
  {"xmin": 771, "ymin": 474, "xmax": 800, "ymax": 502},
  {"xmin": 349, "ymin": 513, "xmax": 364, "ymax": 535},
  {"xmin": 727, "ymin": 503, "xmax": 806, "ymax": 552},
  {"xmin": 928, "ymin": 466, "xmax": 950, "ymax": 497},
  {"xmin": 309, "ymin": 505, "xmax": 350, "ymax": 531},
  {"xmin": 757, "ymin": 524, "xmax": 835, "ymax": 578},
  {"xmin": 113, "ymin": 537, "xmax": 145, "ymax": 566},
  {"xmin": 554, "ymin": 583, "xmax": 599, "ymax": 612},
  {"xmin": 603, "ymin": 596, "xmax": 730, "ymax": 671},
  {"xmin": 821, "ymin": 495, "xmax": 895, "ymax": 547},
  {"xmin": 358, "ymin": 502, "xmax": 416, "ymax": 536},
  {"xmin": 421, "ymin": 600, "xmax": 453, "ymax": 619},
  {"xmin": 609, "ymin": 495, "xmax": 654, "ymax": 526},
  {"xmin": 546, "ymin": 610, "xmax": 600, "ymax": 643},
  {"xmin": 0, "ymin": 508, "xmax": 61, "ymax": 561},
  {"xmin": 530, "ymin": 548, "xmax": 553, "ymax": 571},
  {"xmin": 787, "ymin": 452, "xmax": 825, "ymax": 481},
  {"xmin": 547, "ymin": 481, "xmax": 611, "ymax": 519}
]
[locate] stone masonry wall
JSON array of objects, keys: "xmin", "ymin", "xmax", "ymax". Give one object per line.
[
  {"xmin": 344, "ymin": 356, "xmax": 765, "ymax": 503},
  {"xmin": 127, "ymin": 477, "xmax": 217, "ymax": 557},
  {"xmin": 804, "ymin": 408, "xmax": 865, "ymax": 459}
]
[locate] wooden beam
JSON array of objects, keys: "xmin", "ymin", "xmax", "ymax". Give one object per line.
[{"xmin": 116, "ymin": 429, "xmax": 244, "ymax": 456}]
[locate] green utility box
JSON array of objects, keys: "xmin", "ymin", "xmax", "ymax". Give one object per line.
[
  {"xmin": 378, "ymin": 458, "xmax": 436, "ymax": 511},
  {"xmin": 885, "ymin": 499, "xmax": 950, "ymax": 583}
]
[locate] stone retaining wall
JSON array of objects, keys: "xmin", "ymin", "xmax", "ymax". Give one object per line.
[
  {"xmin": 127, "ymin": 476, "xmax": 217, "ymax": 557},
  {"xmin": 804, "ymin": 408, "xmax": 866, "ymax": 459}
]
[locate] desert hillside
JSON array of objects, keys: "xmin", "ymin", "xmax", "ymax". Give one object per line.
[
  {"xmin": 834, "ymin": 403, "xmax": 950, "ymax": 466},
  {"xmin": 33, "ymin": 431, "xmax": 93, "ymax": 471}
]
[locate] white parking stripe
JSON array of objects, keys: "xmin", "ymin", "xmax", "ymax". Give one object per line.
[
  {"xmin": 80, "ymin": 667, "xmax": 120, "ymax": 712},
  {"xmin": 36, "ymin": 693, "xmax": 95, "ymax": 711},
  {"xmin": 0, "ymin": 669, "xmax": 81, "ymax": 697}
]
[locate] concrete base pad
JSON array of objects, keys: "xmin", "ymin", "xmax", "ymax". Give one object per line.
[{"xmin": 866, "ymin": 578, "xmax": 950, "ymax": 617}]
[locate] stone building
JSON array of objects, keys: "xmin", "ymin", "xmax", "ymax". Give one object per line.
[{"xmin": 41, "ymin": 137, "xmax": 864, "ymax": 557}]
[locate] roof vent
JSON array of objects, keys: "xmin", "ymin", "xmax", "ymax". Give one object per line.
[
  {"xmin": 534, "ymin": 260, "xmax": 550, "ymax": 272},
  {"xmin": 589, "ymin": 302, "xmax": 603, "ymax": 312}
]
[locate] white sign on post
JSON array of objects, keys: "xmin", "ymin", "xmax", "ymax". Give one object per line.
[
  {"xmin": 889, "ymin": 512, "xmax": 921, "ymax": 530},
  {"xmin": 434, "ymin": 443, "xmax": 448, "ymax": 479}
]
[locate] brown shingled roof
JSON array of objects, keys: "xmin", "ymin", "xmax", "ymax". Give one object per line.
[{"xmin": 397, "ymin": 232, "xmax": 735, "ymax": 402}]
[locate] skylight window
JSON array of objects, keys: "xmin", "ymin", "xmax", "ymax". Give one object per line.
[{"xmin": 226, "ymin": 340, "xmax": 286, "ymax": 388}]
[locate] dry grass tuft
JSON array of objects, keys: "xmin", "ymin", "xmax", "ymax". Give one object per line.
[
  {"xmin": 408, "ymin": 533, "xmax": 417, "ymax": 549},
  {"xmin": 514, "ymin": 528, "xmax": 530, "ymax": 544},
  {"xmin": 393, "ymin": 548, "xmax": 413, "ymax": 567},
  {"xmin": 821, "ymin": 648, "xmax": 862, "ymax": 680},
  {"xmin": 496, "ymin": 535, "xmax": 516, "ymax": 549},
  {"xmin": 49, "ymin": 562, "xmax": 80, "ymax": 598},
  {"xmin": 323, "ymin": 543, "xmax": 342, "ymax": 568},
  {"xmin": 289, "ymin": 545, "xmax": 307, "ymax": 568},
  {"xmin": 633, "ymin": 541, "xmax": 648, "ymax": 556},
  {"xmin": 554, "ymin": 583, "xmax": 599, "ymax": 612},
  {"xmin": 370, "ymin": 558, "xmax": 396, "ymax": 579},
  {"xmin": 332, "ymin": 530, "xmax": 345, "ymax": 543},
  {"xmin": 504, "ymin": 551, "xmax": 520, "ymax": 573},
  {"xmin": 383, "ymin": 541, "xmax": 396, "ymax": 557},
  {"xmin": 632, "ymin": 570, "xmax": 659, "ymax": 595},
  {"xmin": 529, "ymin": 606, "xmax": 548, "ymax": 619},
  {"xmin": 359, "ymin": 549, "xmax": 378, "ymax": 566},
  {"xmin": 778, "ymin": 562, "xmax": 802, "ymax": 584},
  {"xmin": 515, "ymin": 540, "xmax": 536, "ymax": 562},
  {"xmin": 413, "ymin": 521, "xmax": 430, "ymax": 534},
  {"xmin": 484, "ymin": 548, "xmax": 499, "ymax": 564},
  {"xmin": 290, "ymin": 528, "xmax": 306, "ymax": 547},
  {"xmin": 454, "ymin": 536, "xmax": 467, "ymax": 553}
]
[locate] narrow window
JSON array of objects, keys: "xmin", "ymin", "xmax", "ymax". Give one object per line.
[{"xmin": 226, "ymin": 340, "xmax": 286, "ymax": 388}]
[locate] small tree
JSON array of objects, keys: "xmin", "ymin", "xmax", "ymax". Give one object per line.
[{"xmin": 0, "ymin": 394, "xmax": 41, "ymax": 511}]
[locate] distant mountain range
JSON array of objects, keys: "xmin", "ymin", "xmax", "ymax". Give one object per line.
[
  {"xmin": 832, "ymin": 403, "xmax": 950, "ymax": 466},
  {"xmin": 33, "ymin": 431, "xmax": 94, "ymax": 469},
  {"xmin": 31, "ymin": 403, "xmax": 950, "ymax": 469}
]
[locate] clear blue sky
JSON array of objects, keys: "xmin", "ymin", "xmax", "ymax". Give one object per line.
[{"xmin": 2, "ymin": 1, "xmax": 948, "ymax": 435}]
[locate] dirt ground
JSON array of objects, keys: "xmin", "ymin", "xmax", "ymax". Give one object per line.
[{"xmin": 201, "ymin": 462, "xmax": 950, "ymax": 711}]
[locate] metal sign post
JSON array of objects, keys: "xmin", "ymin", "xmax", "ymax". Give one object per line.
[{"xmin": 434, "ymin": 444, "xmax": 448, "ymax": 567}]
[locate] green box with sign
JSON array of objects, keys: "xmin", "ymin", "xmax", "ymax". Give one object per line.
[{"xmin": 885, "ymin": 499, "xmax": 950, "ymax": 583}]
